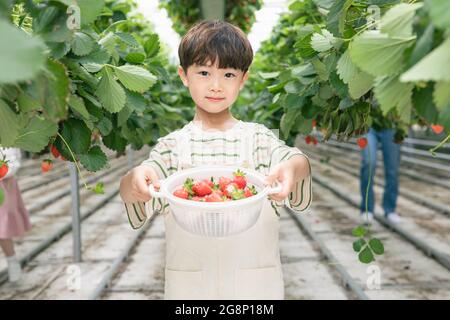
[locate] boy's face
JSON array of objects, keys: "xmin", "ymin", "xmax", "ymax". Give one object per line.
[{"xmin": 178, "ymin": 59, "xmax": 249, "ymax": 114}]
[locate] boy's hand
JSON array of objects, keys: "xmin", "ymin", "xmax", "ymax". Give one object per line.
[
  {"xmin": 263, "ymin": 162, "xmax": 295, "ymax": 202},
  {"xmin": 119, "ymin": 165, "xmax": 160, "ymax": 203}
]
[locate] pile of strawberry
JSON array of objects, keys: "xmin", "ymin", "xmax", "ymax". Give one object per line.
[{"xmin": 172, "ymin": 169, "xmax": 258, "ymax": 202}]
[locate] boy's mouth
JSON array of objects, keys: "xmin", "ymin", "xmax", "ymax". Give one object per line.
[{"xmin": 206, "ymin": 97, "xmax": 225, "ymax": 102}]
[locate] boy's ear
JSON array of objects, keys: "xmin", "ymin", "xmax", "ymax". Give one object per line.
[
  {"xmin": 178, "ymin": 65, "xmax": 189, "ymax": 87},
  {"xmin": 239, "ymin": 71, "xmax": 250, "ymax": 91}
]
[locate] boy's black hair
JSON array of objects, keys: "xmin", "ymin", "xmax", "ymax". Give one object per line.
[{"xmin": 178, "ymin": 20, "xmax": 253, "ymax": 74}]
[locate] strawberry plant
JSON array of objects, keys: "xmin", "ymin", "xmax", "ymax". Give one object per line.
[
  {"xmin": 159, "ymin": 0, "xmax": 263, "ymax": 35},
  {"xmin": 0, "ymin": 0, "xmax": 192, "ymax": 201}
]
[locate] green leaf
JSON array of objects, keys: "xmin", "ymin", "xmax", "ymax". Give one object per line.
[
  {"xmin": 336, "ymin": 50, "xmax": 357, "ymax": 84},
  {"xmin": 433, "ymin": 82, "xmax": 450, "ymax": 111},
  {"xmin": 144, "ymin": 34, "xmax": 160, "ymax": 57},
  {"xmin": 353, "ymin": 238, "xmax": 366, "ymax": 252},
  {"xmin": 96, "ymin": 67, "xmax": 126, "ymax": 113},
  {"xmin": 348, "ymin": 71, "xmax": 374, "ymax": 100},
  {"xmin": 284, "ymin": 81, "xmax": 302, "ymax": 94},
  {"xmin": 349, "ymin": 31, "xmax": 416, "ymax": 77},
  {"xmin": 326, "ymin": 0, "xmax": 352, "ymax": 36},
  {"xmin": 55, "ymin": 118, "xmax": 91, "ymax": 159},
  {"xmin": 93, "ymin": 182, "xmax": 105, "ymax": 194},
  {"xmin": 380, "ymin": 3, "xmax": 423, "ymax": 37},
  {"xmin": 79, "ymin": 145, "xmax": 107, "ymax": 172},
  {"xmin": 413, "ymin": 86, "xmax": 439, "ymax": 123},
  {"xmin": 39, "ymin": 60, "xmax": 70, "ymax": 122},
  {"xmin": 78, "ymin": 0, "xmax": 105, "ymax": 26},
  {"xmin": 17, "ymin": 90, "xmax": 41, "ymax": 113},
  {"xmin": 359, "ymin": 246, "xmax": 375, "ymax": 264},
  {"xmin": 78, "ymin": 47, "xmax": 111, "ymax": 65},
  {"xmin": 0, "ymin": 20, "xmax": 46, "ymax": 83},
  {"xmin": 68, "ymin": 94, "xmax": 90, "ymax": 119},
  {"xmin": 0, "ymin": 99, "xmax": 19, "ymax": 146},
  {"xmin": 259, "ymin": 72, "xmax": 280, "ymax": 80},
  {"xmin": 409, "ymin": 25, "xmax": 434, "ymax": 67},
  {"xmin": 369, "ymin": 238, "xmax": 385, "ymax": 255},
  {"xmin": 125, "ymin": 52, "xmax": 146, "ymax": 64},
  {"xmin": 311, "ymin": 29, "xmax": 335, "ymax": 52},
  {"xmin": 102, "ymin": 130, "xmax": 127, "ymax": 153},
  {"xmin": 400, "ymin": 38, "xmax": 450, "ymax": 82},
  {"xmin": 115, "ymin": 32, "xmax": 139, "ymax": 47},
  {"xmin": 126, "ymin": 90, "xmax": 147, "ymax": 113},
  {"xmin": 352, "ymin": 226, "xmax": 367, "ymax": 237},
  {"xmin": 118, "ymin": 104, "xmax": 133, "ymax": 127},
  {"xmin": 374, "ymin": 75, "xmax": 414, "ymax": 120},
  {"xmin": 112, "ymin": 65, "xmax": 157, "ymax": 93},
  {"xmin": 97, "ymin": 117, "xmax": 113, "ymax": 136},
  {"xmin": 71, "ymin": 32, "xmax": 94, "ymax": 56},
  {"xmin": 15, "ymin": 117, "xmax": 58, "ymax": 153},
  {"xmin": 336, "ymin": 51, "xmax": 373, "ymax": 99},
  {"xmin": 427, "ymin": 0, "xmax": 450, "ymax": 29}
]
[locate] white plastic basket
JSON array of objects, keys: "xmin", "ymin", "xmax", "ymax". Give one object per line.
[{"xmin": 148, "ymin": 165, "xmax": 282, "ymax": 237}]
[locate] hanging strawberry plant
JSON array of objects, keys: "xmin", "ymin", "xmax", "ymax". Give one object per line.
[
  {"xmin": 158, "ymin": 0, "xmax": 263, "ymax": 35},
  {"xmin": 235, "ymin": 0, "xmax": 450, "ymax": 264},
  {"xmin": 0, "ymin": 0, "xmax": 191, "ymax": 204}
]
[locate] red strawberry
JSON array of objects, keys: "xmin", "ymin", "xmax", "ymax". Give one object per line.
[
  {"xmin": 232, "ymin": 169, "xmax": 247, "ymax": 189},
  {"xmin": 202, "ymin": 178, "xmax": 215, "ymax": 188},
  {"xmin": 305, "ymin": 135, "xmax": 312, "ymax": 144},
  {"xmin": 173, "ymin": 188, "xmax": 189, "ymax": 199},
  {"xmin": 312, "ymin": 137, "xmax": 318, "ymax": 145},
  {"xmin": 41, "ymin": 159, "xmax": 53, "ymax": 173},
  {"xmin": 431, "ymin": 124, "xmax": 444, "ymax": 135},
  {"xmin": 357, "ymin": 137, "xmax": 368, "ymax": 149},
  {"xmin": 0, "ymin": 161, "xmax": 9, "ymax": 179},
  {"xmin": 219, "ymin": 176, "xmax": 232, "ymax": 193},
  {"xmin": 192, "ymin": 180, "xmax": 212, "ymax": 197},
  {"xmin": 191, "ymin": 196, "xmax": 205, "ymax": 202},
  {"xmin": 205, "ymin": 192, "xmax": 224, "ymax": 202},
  {"xmin": 244, "ymin": 185, "xmax": 257, "ymax": 198},
  {"xmin": 50, "ymin": 145, "xmax": 60, "ymax": 159},
  {"xmin": 223, "ymin": 183, "xmax": 238, "ymax": 198}
]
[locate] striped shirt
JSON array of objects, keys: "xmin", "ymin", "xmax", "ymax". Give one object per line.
[{"xmin": 124, "ymin": 120, "xmax": 312, "ymax": 229}]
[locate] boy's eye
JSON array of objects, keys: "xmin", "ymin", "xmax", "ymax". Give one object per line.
[
  {"xmin": 199, "ymin": 71, "xmax": 208, "ymax": 76},
  {"xmin": 225, "ymin": 73, "xmax": 236, "ymax": 78}
]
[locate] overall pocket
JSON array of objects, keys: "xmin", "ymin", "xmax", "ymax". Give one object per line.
[
  {"xmin": 235, "ymin": 266, "xmax": 284, "ymax": 300},
  {"xmin": 164, "ymin": 269, "xmax": 205, "ymax": 300}
]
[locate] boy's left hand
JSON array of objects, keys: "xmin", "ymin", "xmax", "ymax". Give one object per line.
[{"xmin": 263, "ymin": 162, "xmax": 295, "ymax": 202}]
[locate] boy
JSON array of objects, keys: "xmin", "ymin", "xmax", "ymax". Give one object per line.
[{"xmin": 119, "ymin": 20, "xmax": 312, "ymax": 299}]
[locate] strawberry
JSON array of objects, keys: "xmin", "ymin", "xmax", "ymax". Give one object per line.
[
  {"xmin": 0, "ymin": 161, "xmax": 9, "ymax": 179},
  {"xmin": 41, "ymin": 159, "xmax": 53, "ymax": 173},
  {"xmin": 431, "ymin": 124, "xmax": 444, "ymax": 135},
  {"xmin": 357, "ymin": 137, "xmax": 368, "ymax": 149},
  {"xmin": 205, "ymin": 192, "xmax": 224, "ymax": 202},
  {"xmin": 224, "ymin": 182, "xmax": 240, "ymax": 198},
  {"xmin": 202, "ymin": 177, "xmax": 215, "ymax": 188},
  {"xmin": 191, "ymin": 196, "xmax": 205, "ymax": 202},
  {"xmin": 50, "ymin": 145, "xmax": 60, "ymax": 159},
  {"xmin": 173, "ymin": 188, "xmax": 189, "ymax": 199},
  {"xmin": 219, "ymin": 176, "xmax": 232, "ymax": 193},
  {"xmin": 232, "ymin": 169, "xmax": 247, "ymax": 189},
  {"xmin": 244, "ymin": 185, "xmax": 257, "ymax": 198},
  {"xmin": 192, "ymin": 180, "xmax": 212, "ymax": 197},
  {"xmin": 312, "ymin": 137, "xmax": 318, "ymax": 145},
  {"xmin": 305, "ymin": 135, "xmax": 312, "ymax": 144}
]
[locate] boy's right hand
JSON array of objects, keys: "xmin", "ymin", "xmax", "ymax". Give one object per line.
[{"xmin": 119, "ymin": 165, "xmax": 160, "ymax": 203}]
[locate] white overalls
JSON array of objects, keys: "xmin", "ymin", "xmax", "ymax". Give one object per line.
[{"xmin": 162, "ymin": 121, "xmax": 284, "ymax": 300}]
